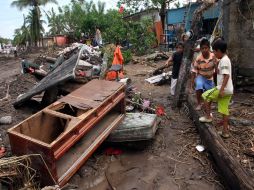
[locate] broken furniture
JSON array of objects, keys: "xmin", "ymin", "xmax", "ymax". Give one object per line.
[
  {"xmin": 108, "ymin": 113, "xmax": 159, "ymax": 142},
  {"xmin": 8, "ymin": 80, "xmax": 126, "ymax": 187}
]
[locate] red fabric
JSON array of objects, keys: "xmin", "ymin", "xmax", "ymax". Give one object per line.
[
  {"xmin": 0, "ymin": 147, "xmax": 6, "ymax": 158},
  {"xmin": 106, "ymin": 71, "xmax": 124, "ymax": 81},
  {"xmin": 106, "ymin": 45, "xmax": 124, "ymax": 80},
  {"xmin": 77, "ymin": 70, "xmax": 85, "ymax": 77},
  {"xmin": 28, "ymin": 67, "xmax": 35, "ymax": 73},
  {"xmin": 112, "ymin": 46, "xmax": 123, "ymax": 65},
  {"xmin": 156, "ymin": 106, "xmax": 165, "ymax": 116},
  {"xmin": 105, "ymin": 147, "xmax": 123, "ymax": 156}
]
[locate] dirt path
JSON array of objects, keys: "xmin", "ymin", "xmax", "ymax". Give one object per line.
[{"xmin": 0, "ymin": 57, "xmax": 21, "ymax": 83}]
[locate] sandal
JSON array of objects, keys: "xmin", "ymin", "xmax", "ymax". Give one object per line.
[
  {"xmin": 221, "ymin": 132, "xmax": 230, "ymax": 139},
  {"xmin": 199, "ymin": 116, "xmax": 213, "ymax": 123},
  {"xmin": 218, "ymin": 131, "xmax": 230, "ymax": 138}
]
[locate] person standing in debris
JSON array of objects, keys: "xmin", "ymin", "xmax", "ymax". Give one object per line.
[
  {"xmin": 95, "ymin": 27, "xmax": 102, "ymax": 46},
  {"xmin": 199, "ymin": 40, "xmax": 233, "ymax": 138},
  {"xmin": 191, "ymin": 39, "xmax": 216, "ymax": 110},
  {"xmin": 165, "ymin": 42, "xmax": 184, "ymax": 96}
]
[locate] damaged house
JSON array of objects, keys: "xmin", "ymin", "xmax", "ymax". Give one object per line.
[{"xmin": 223, "ymin": 0, "xmax": 254, "ymax": 86}]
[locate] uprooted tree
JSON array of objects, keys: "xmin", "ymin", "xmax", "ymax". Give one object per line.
[{"xmin": 173, "ymin": 0, "xmax": 218, "ymax": 107}]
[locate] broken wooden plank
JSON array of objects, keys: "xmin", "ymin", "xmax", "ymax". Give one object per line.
[
  {"xmin": 13, "ymin": 52, "xmax": 79, "ymax": 107},
  {"xmin": 187, "ymin": 95, "xmax": 254, "ymax": 190}
]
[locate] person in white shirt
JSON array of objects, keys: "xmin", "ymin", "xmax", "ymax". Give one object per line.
[
  {"xmin": 199, "ymin": 40, "xmax": 233, "ymax": 138},
  {"xmin": 95, "ymin": 27, "xmax": 102, "ymax": 46}
]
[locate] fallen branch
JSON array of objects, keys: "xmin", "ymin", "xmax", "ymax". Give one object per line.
[
  {"xmin": 192, "ymin": 155, "xmax": 206, "ymax": 166},
  {"xmin": 167, "ymin": 155, "xmax": 191, "ymax": 165},
  {"xmin": 0, "ymin": 84, "xmax": 10, "ymax": 102}
]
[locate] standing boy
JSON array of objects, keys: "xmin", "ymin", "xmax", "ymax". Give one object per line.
[
  {"xmin": 199, "ymin": 40, "xmax": 233, "ymax": 138},
  {"xmin": 191, "ymin": 39, "xmax": 216, "ymax": 110},
  {"xmin": 165, "ymin": 42, "xmax": 184, "ymax": 96}
]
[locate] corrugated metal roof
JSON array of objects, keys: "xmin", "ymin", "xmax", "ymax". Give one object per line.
[{"xmin": 166, "ymin": 3, "xmax": 220, "ymax": 29}]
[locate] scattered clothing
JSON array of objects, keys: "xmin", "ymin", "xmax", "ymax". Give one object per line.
[
  {"xmin": 112, "ymin": 46, "xmax": 124, "ymax": 65},
  {"xmin": 21, "ymin": 60, "xmax": 40, "ymax": 74},
  {"xmin": 156, "ymin": 106, "xmax": 166, "ymax": 116},
  {"xmin": 106, "ymin": 45, "xmax": 124, "ymax": 80},
  {"xmin": 104, "ymin": 147, "xmax": 123, "ymax": 156}
]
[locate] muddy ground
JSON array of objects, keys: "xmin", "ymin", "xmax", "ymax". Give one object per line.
[
  {"xmin": 68, "ymin": 62, "xmax": 224, "ymax": 190},
  {"xmin": 0, "ymin": 54, "xmax": 225, "ymax": 190}
]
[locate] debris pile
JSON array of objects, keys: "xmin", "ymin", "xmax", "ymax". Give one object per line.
[
  {"xmin": 14, "ymin": 44, "xmax": 103, "ymax": 107},
  {"xmin": 0, "ymin": 155, "xmax": 55, "ymax": 189}
]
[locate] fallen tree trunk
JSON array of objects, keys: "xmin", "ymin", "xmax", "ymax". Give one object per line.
[
  {"xmin": 173, "ymin": 0, "xmax": 217, "ymax": 107},
  {"xmin": 187, "ymin": 95, "xmax": 254, "ymax": 190}
]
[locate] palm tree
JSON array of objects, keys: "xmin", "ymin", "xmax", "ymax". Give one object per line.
[
  {"xmin": 46, "ymin": 8, "xmax": 64, "ymax": 36},
  {"xmin": 84, "ymin": 1, "xmax": 94, "ymax": 13},
  {"xmin": 26, "ymin": 8, "xmax": 45, "ymax": 45},
  {"xmin": 13, "ymin": 15, "xmax": 30, "ymax": 45},
  {"xmin": 11, "ymin": 0, "xmax": 57, "ymax": 46},
  {"xmin": 92, "ymin": 1, "xmax": 106, "ymax": 14},
  {"xmin": 11, "ymin": 0, "xmax": 57, "ymax": 10}
]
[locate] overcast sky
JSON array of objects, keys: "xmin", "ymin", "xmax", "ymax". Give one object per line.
[{"xmin": 0, "ymin": 0, "xmax": 118, "ymax": 39}]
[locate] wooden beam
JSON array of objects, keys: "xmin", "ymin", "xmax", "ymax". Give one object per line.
[{"xmin": 187, "ymin": 95, "xmax": 254, "ymax": 190}]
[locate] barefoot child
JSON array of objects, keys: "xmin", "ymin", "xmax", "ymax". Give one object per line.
[
  {"xmin": 191, "ymin": 39, "xmax": 216, "ymax": 110},
  {"xmin": 164, "ymin": 42, "xmax": 184, "ymax": 95},
  {"xmin": 199, "ymin": 40, "xmax": 233, "ymax": 138}
]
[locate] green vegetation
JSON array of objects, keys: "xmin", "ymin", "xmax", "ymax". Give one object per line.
[
  {"xmin": 0, "ymin": 37, "xmax": 11, "ymax": 45},
  {"xmin": 12, "ymin": 0, "xmax": 57, "ymax": 46},
  {"xmin": 13, "ymin": 0, "xmax": 157, "ymax": 55}
]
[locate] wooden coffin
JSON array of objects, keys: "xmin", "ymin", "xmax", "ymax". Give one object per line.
[{"xmin": 8, "ymin": 80, "xmax": 126, "ymax": 187}]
